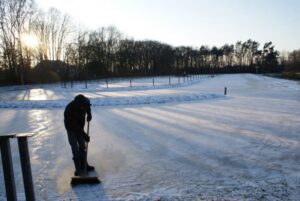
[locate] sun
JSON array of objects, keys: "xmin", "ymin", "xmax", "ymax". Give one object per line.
[{"xmin": 22, "ymin": 33, "xmax": 39, "ymax": 49}]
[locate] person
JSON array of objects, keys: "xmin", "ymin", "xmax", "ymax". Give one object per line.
[{"xmin": 64, "ymin": 94, "xmax": 94, "ymax": 176}]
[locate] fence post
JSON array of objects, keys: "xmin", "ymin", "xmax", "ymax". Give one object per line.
[
  {"xmin": 0, "ymin": 134, "xmax": 17, "ymax": 201},
  {"xmin": 224, "ymin": 86, "xmax": 227, "ymax": 95},
  {"xmin": 17, "ymin": 134, "xmax": 35, "ymax": 201}
]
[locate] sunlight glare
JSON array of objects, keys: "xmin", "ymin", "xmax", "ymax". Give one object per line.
[{"xmin": 22, "ymin": 33, "xmax": 39, "ymax": 49}]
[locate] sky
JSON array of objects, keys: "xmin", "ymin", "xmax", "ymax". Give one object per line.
[{"xmin": 35, "ymin": 0, "xmax": 300, "ymax": 52}]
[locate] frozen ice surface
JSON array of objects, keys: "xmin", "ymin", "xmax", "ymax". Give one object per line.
[{"xmin": 0, "ymin": 74, "xmax": 299, "ymax": 200}]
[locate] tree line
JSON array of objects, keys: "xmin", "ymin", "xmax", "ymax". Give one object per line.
[
  {"xmin": 281, "ymin": 49, "xmax": 300, "ymax": 80},
  {"xmin": 0, "ymin": 0, "xmax": 298, "ymax": 85}
]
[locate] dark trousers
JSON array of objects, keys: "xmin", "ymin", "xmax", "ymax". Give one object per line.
[{"xmin": 66, "ymin": 130, "xmax": 86, "ymax": 170}]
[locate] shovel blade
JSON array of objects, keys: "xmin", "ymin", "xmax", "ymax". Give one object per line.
[{"xmin": 71, "ymin": 176, "xmax": 100, "ymax": 185}]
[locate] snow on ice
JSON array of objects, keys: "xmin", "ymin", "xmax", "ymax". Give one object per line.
[{"xmin": 0, "ymin": 74, "xmax": 299, "ymax": 200}]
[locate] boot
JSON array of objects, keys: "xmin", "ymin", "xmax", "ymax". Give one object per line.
[
  {"xmin": 81, "ymin": 162, "xmax": 95, "ymax": 171},
  {"xmin": 73, "ymin": 158, "xmax": 83, "ymax": 176},
  {"xmin": 81, "ymin": 159, "xmax": 95, "ymax": 171},
  {"xmin": 86, "ymin": 163, "xmax": 95, "ymax": 171},
  {"xmin": 80, "ymin": 158, "xmax": 95, "ymax": 171},
  {"xmin": 74, "ymin": 170, "xmax": 83, "ymax": 176}
]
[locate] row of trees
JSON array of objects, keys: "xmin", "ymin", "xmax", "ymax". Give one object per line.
[
  {"xmin": 282, "ymin": 49, "xmax": 300, "ymax": 80},
  {"xmin": 72, "ymin": 33, "xmax": 280, "ymax": 78},
  {"xmin": 284, "ymin": 50, "xmax": 300, "ymax": 72},
  {"xmin": 0, "ymin": 0, "xmax": 284, "ymax": 85}
]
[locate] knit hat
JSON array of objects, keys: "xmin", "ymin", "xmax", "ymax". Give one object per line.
[{"xmin": 74, "ymin": 94, "xmax": 90, "ymax": 106}]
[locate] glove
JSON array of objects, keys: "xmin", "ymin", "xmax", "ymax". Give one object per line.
[
  {"xmin": 82, "ymin": 132, "xmax": 90, "ymax": 142},
  {"xmin": 87, "ymin": 114, "xmax": 92, "ymax": 122}
]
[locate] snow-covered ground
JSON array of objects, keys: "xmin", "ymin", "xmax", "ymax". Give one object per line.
[{"xmin": 0, "ymin": 74, "xmax": 299, "ymax": 200}]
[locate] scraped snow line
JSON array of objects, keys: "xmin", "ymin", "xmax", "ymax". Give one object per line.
[{"xmin": 0, "ymin": 93, "xmax": 225, "ymax": 109}]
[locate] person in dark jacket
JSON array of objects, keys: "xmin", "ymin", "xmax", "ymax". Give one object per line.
[{"xmin": 64, "ymin": 94, "xmax": 94, "ymax": 176}]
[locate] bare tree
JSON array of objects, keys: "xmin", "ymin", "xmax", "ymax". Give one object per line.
[
  {"xmin": 32, "ymin": 8, "xmax": 72, "ymax": 61},
  {"xmin": 0, "ymin": 0, "xmax": 35, "ymax": 84}
]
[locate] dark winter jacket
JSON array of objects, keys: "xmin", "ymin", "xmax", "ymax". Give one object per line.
[{"xmin": 64, "ymin": 95, "xmax": 92, "ymax": 134}]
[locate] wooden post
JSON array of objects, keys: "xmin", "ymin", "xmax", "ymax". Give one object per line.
[
  {"xmin": 0, "ymin": 135, "xmax": 17, "ymax": 201},
  {"xmin": 17, "ymin": 133, "xmax": 35, "ymax": 201},
  {"xmin": 224, "ymin": 87, "xmax": 227, "ymax": 95}
]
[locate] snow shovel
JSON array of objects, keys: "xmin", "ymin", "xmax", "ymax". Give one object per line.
[{"xmin": 71, "ymin": 121, "xmax": 100, "ymax": 185}]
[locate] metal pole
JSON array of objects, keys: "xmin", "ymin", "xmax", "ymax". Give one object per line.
[
  {"xmin": 84, "ymin": 122, "xmax": 90, "ymax": 175},
  {"xmin": 18, "ymin": 137, "xmax": 35, "ymax": 201},
  {"xmin": 0, "ymin": 138, "xmax": 17, "ymax": 201}
]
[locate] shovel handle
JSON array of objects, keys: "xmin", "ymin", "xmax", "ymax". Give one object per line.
[{"xmin": 84, "ymin": 121, "xmax": 90, "ymax": 175}]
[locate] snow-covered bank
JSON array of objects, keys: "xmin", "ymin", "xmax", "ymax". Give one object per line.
[
  {"xmin": 0, "ymin": 74, "xmax": 299, "ymax": 201},
  {"xmin": 0, "ymin": 93, "xmax": 224, "ymax": 109}
]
